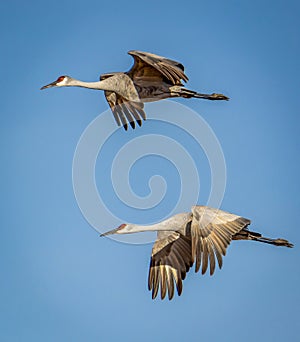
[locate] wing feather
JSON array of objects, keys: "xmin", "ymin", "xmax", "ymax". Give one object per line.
[
  {"xmin": 160, "ymin": 265, "xmax": 167, "ymax": 299},
  {"xmin": 149, "ymin": 231, "xmax": 193, "ymax": 300},
  {"xmin": 120, "ymin": 103, "xmax": 135, "ymax": 129},
  {"xmin": 100, "ymin": 73, "xmax": 145, "ymax": 130},
  {"xmin": 207, "ymin": 239, "xmax": 216, "ymax": 275},
  {"xmin": 208, "ymin": 235, "xmax": 223, "ymax": 269},
  {"xmin": 102, "ymin": 89, "xmax": 146, "ymax": 130},
  {"xmin": 126, "ymin": 103, "xmax": 143, "ymax": 126},
  {"xmin": 165, "ymin": 266, "xmax": 174, "ymax": 300},
  {"xmin": 128, "ymin": 50, "xmax": 188, "ymax": 86},
  {"xmin": 113, "ymin": 103, "xmax": 128, "ymax": 131},
  {"xmin": 201, "ymin": 238, "xmax": 209, "ymax": 275},
  {"xmin": 195, "ymin": 235, "xmax": 202, "ymax": 273},
  {"xmin": 191, "ymin": 206, "xmax": 251, "ymax": 275}
]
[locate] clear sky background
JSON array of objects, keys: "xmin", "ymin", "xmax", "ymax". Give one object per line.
[{"xmin": 1, "ymin": 1, "xmax": 300, "ymax": 341}]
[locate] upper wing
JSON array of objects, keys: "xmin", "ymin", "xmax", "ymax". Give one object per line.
[
  {"xmin": 100, "ymin": 73, "xmax": 146, "ymax": 130},
  {"xmin": 148, "ymin": 229, "xmax": 193, "ymax": 300},
  {"xmin": 191, "ymin": 206, "xmax": 251, "ymax": 276},
  {"xmin": 127, "ymin": 50, "xmax": 188, "ymax": 86}
]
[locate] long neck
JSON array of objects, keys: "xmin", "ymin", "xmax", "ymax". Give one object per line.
[
  {"xmin": 125, "ymin": 213, "xmax": 191, "ymax": 234},
  {"xmin": 67, "ymin": 74, "xmax": 140, "ymax": 102},
  {"xmin": 68, "ymin": 78, "xmax": 114, "ymax": 91}
]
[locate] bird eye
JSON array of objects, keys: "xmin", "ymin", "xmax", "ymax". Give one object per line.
[{"xmin": 57, "ymin": 76, "xmax": 65, "ymax": 83}]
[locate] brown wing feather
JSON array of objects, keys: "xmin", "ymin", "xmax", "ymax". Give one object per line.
[
  {"xmin": 148, "ymin": 231, "xmax": 193, "ymax": 300},
  {"xmin": 191, "ymin": 206, "xmax": 251, "ymax": 276},
  {"xmin": 127, "ymin": 50, "xmax": 188, "ymax": 86}
]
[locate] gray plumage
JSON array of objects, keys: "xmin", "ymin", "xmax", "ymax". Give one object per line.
[
  {"xmin": 101, "ymin": 205, "xmax": 293, "ymax": 300},
  {"xmin": 41, "ymin": 51, "xmax": 229, "ymax": 130}
]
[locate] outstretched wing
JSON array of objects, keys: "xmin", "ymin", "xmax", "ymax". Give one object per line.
[
  {"xmin": 103, "ymin": 91, "xmax": 146, "ymax": 131},
  {"xmin": 100, "ymin": 73, "xmax": 146, "ymax": 130},
  {"xmin": 191, "ymin": 206, "xmax": 251, "ymax": 276},
  {"xmin": 127, "ymin": 50, "xmax": 188, "ymax": 86},
  {"xmin": 148, "ymin": 230, "xmax": 193, "ymax": 300}
]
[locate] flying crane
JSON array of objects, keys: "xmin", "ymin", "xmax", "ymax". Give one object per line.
[
  {"xmin": 101, "ymin": 205, "xmax": 293, "ymax": 300},
  {"xmin": 41, "ymin": 50, "xmax": 229, "ymax": 130}
]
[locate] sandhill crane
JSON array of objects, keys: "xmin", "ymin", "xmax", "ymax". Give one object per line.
[
  {"xmin": 41, "ymin": 50, "xmax": 229, "ymax": 130},
  {"xmin": 101, "ymin": 205, "xmax": 293, "ymax": 300}
]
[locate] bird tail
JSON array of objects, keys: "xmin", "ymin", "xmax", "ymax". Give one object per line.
[
  {"xmin": 175, "ymin": 88, "xmax": 229, "ymax": 101},
  {"xmin": 233, "ymin": 229, "xmax": 294, "ymax": 248}
]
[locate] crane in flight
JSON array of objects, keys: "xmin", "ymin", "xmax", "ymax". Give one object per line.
[
  {"xmin": 41, "ymin": 50, "xmax": 229, "ymax": 130},
  {"xmin": 101, "ymin": 205, "xmax": 293, "ymax": 300}
]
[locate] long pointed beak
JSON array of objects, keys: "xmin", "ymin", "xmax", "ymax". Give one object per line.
[
  {"xmin": 40, "ymin": 81, "xmax": 57, "ymax": 90},
  {"xmin": 100, "ymin": 227, "xmax": 120, "ymax": 237}
]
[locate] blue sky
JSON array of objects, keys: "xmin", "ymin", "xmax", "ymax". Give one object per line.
[{"xmin": 1, "ymin": 0, "xmax": 300, "ymax": 341}]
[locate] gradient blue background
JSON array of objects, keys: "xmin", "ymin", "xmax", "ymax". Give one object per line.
[{"xmin": 1, "ymin": 1, "xmax": 299, "ymax": 341}]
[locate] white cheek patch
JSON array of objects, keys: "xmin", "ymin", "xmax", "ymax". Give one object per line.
[{"xmin": 57, "ymin": 78, "xmax": 68, "ymax": 86}]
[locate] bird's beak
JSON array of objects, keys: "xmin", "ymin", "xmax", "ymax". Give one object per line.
[
  {"xmin": 100, "ymin": 227, "xmax": 120, "ymax": 237},
  {"xmin": 40, "ymin": 81, "xmax": 57, "ymax": 90}
]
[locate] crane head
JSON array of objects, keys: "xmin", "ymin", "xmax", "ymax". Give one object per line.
[
  {"xmin": 40, "ymin": 75, "xmax": 69, "ymax": 90},
  {"xmin": 100, "ymin": 224, "xmax": 129, "ymax": 237}
]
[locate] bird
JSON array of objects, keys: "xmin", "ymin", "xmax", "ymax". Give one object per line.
[
  {"xmin": 100, "ymin": 205, "xmax": 293, "ymax": 300},
  {"xmin": 40, "ymin": 50, "xmax": 229, "ymax": 130}
]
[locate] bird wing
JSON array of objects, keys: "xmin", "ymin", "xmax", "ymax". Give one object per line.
[
  {"xmin": 148, "ymin": 229, "xmax": 193, "ymax": 300},
  {"xmin": 100, "ymin": 73, "xmax": 146, "ymax": 130},
  {"xmin": 127, "ymin": 50, "xmax": 189, "ymax": 85},
  {"xmin": 190, "ymin": 205, "xmax": 251, "ymax": 276}
]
